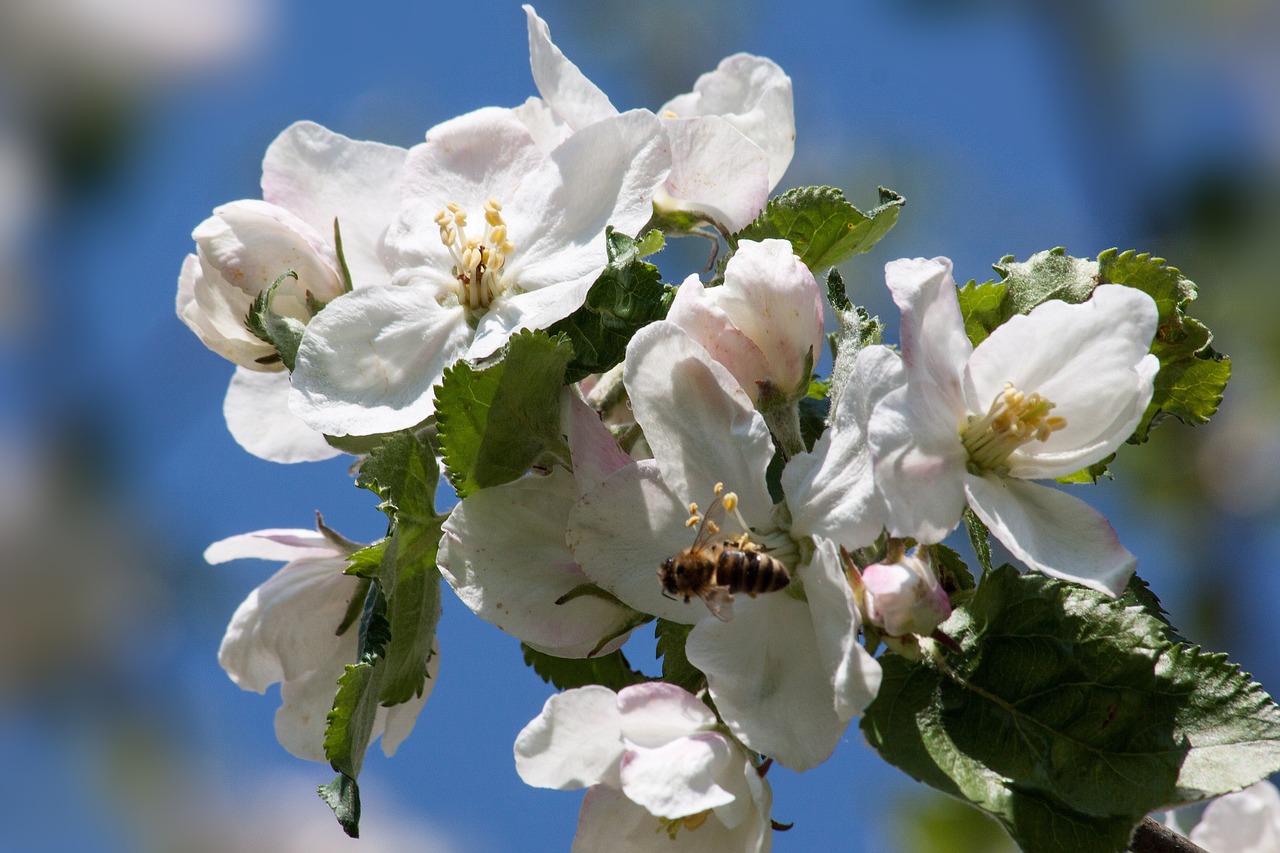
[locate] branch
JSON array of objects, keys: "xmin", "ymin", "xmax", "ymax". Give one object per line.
[{"xmin": 1128, "ymin": 817, "xmax": 1207, "ymax": 853}]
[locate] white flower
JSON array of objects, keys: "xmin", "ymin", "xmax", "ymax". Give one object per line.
[
  {"xmin": 860, "ymin": 548, "xmax": 951, "ymax": 638},
  {"xmin": 515, "ymin": 683, "xmax": 773, "ymax": 852},
  {"xmin": 1190, "ymin": 781, "xmax": 1280, "ymax": 853},
  {"xmin": 522, "ymin": 5, "xmax": 792, "ymax": 232},
  {"xmin": 436, "ymin": 392, "xmax": 643, "ymax": 658},
  {"xmin": 867, "ymin": 257, "xmax": 1159, "ymax": 596},
  {"xmin": 567, "ymin": 323, "xmax": 897, "ymax": 770},
  {"xmin": 208, "ymin": 523, "xmax": 436, "ymax": 762},
  {"xmin": 289, "ymin": 106, "xmax": 669, "ymax": 437},
  {"xmin": 176, "ymin": 120, "xmax": 408, "ymax": 462},
  {"xmin": 667, "ymin": 238, "xmax": 823, "ymax": 405}
]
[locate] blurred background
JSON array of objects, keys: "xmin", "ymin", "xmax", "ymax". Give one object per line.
[{"xmin": 1, "ymin": 0, "xmax": 1277, "ymax": 850}]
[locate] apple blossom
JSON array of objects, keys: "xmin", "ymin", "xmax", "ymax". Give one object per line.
[
  {"xmin": 567, "ymin": 322, "xmax": 897, "ymax": 770},
  {"xmin": 176, "ymin": 120, "xmax": 408, "ymax": 462},
  {"xmin": 666, "ymin": 238, "xmax": 823, "ymax": 409},
  {"xmin": 514, "ymin": 683, "xmax": 773, "ymax": 852},
  {"xmin": 868, "ymin": 257, "xmax": 1159, "ymax": 596},
  {"xmin": 522, "ymin": 5, "xmax": 792, "ymax": 232},
  {"xmin": 208, "ymin": 520, "xmax": 436, "ymax": 762},
  {"xmin": 1186, "ymin": 780, "xmax": 1280, "ymax": 853},
  {"xmin": 288, "ymin": 106, "xmax": 669, "ymax": 437}
]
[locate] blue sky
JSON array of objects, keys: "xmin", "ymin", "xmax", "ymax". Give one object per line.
[{"xmin": 3, "ymin": 0, "xmax": 1278, "ymax": 850}]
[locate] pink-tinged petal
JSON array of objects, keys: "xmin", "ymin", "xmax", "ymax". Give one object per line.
[
  {"xmin": 661, "ymin": 53, "xmax": 795, "ymax": 189},
  {"xmin": 884, "ymin": 257, "xmax": 970, "ymax": 420},
  {"xmin": 965, "ymin": 285, "xmax": 1159, "ymax": 479},
  {"xmin": 785, "ymin": 345, "xmax": 903, "ymax": 545},
  {"xmin": 617, "ymin": 682, "xmax": 717, "ymax": 746},
  {"xmin": 563, "ymin": 390, "xmax": 632, "ymax": 498},
  {"xmin": 261, "ymin": 121, "xmax": 407, "ymax": 292},
  {"xmin": 574, "ymin": 783, "xmax": 771, "ymax": 853},
  {"xmin": 964, "ymin": 474, "xmax": 1136, "ymax": 596},
  {"xmin": 669, "ymin": 239, "xmax": 822, "ymax": 400},
  {"xmin": 567, "ymin": 461, "xmax": 708, "ymax": 624},
  {"xmin": 223, "ymin": 367, "xmax": 341, "ymax": 464},
  {"xmin": 802, "ymin": 540, "xmax": 882, "ymax": 720},
  {"xmin": 290, "ymin": 285, "xmax": 472, "ymax": 436},
  {"xmin": 439, "ymin": 468, "xmax": 636, "ymax": 658},
  {"xmin": 193, "ymin": 199, "xmax": 344, "ymax": 317},
  {"xmin": 204, "ymin": 528, "xmax": 341, "ymax": 565},
  {"xmin": 688, "ymin": 593, "xmax": 846, "ymax": 771},
  {"xmin": 515, "ymin": 685, "xmax": 625, "ymax": 790},
  {"xmin": 524, "ymin": 5, "xmax": 617, "ymax": 129},
  {"xmin": 868, "ymin": 382, "xmax": 969, "ymax": 542},
  {"xmin": 624, "ymin": 323, "xmax": 774, "ymax": 526},
  {"xmin": 217, "ymin": 555, "xmax": 359, "ymax": 692},
  {"xmin": 620, "ymin": 735, "xmax": 738, "ymax": 818},
  {"xmin": 656, "ymin": 116, "xmax": 770, "ymax": 232}
]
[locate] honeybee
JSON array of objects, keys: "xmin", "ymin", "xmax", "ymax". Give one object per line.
[{"xmin": 658, "ymin": 486, "xmax": 791, "ymax": 621}]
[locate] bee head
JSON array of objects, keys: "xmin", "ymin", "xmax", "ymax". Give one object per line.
[{"xmin": 658, "ymin": 557, "xmax": 679, "ymax": 594}]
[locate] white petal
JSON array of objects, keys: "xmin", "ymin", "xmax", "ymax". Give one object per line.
[
  {"xmin": 620, "ymin": 735, "xmax": 738, "ymax": 818},
  {"xmin": 515, "ymin": 685, "xmax": 625, "ymax": 790},
  {"xmin": 567, "ymin": 461, "xmax": 711, "ymax": 624},
  {"xmin": 688, "ymin": 593, "xmax": 847, "ymax": 771},
  {"xmin": 624, "ymin": 323, "xmax": 774, "ymax": 525},
  {"xmin": 1190, "ymin": 781, "xmax": 1280, "ymax": 853},
  {"xmin": 617, "ymin": 682, "xmax": 717, "ymax": 747},
  {"xmin": 290, "ymin": 285, "xmax": 472, "ymax": 436},
  {"xmin": 273, "ymin": 642, "xmax": 355, "ymax": 761},
  {"xmin": 868, "ymin": 382, "xmax": 968, "ymax": 542},
  {"xmin": 964, "ymin": 474, "xmax": 1136, "ymax": 596},
  {"xmin": 439, "ymin": 468, "xmax": 636, "ymax": 658},
  {"xmin": 176, "ymin": 253, "xmax": 266, "ymax": 367},
  {"xmin": 512, "ymin": 96, "xmax": 574, "ymax": 151},
  {"xmin": 785, "ymin": 345, "xmax": 903, "ymax": 545},
  {"xmin": 965, "ymin": 285, "xmax": 1159, "ymax": 479},
  {"xmin": 524, "ymin": 5, "xmax": 616, "ymax": 129},
  {"xmin": 223, "ymin": 367, "xmax": 341, "ymax": 463},
  {"xmin": 884, "ymin": 257, "xmax": 970, "ymax": 423},
  {"xmin": 802, "ymin": 540, "xmax": 882, "ymax": 720},
  {"xmin": 572, "ymin": 784, "xmax": 770, "ymax": 853},
  {"xmin": 204, "ymin": 528, "xmax": 340, "ymax": 565},
  {"xmin": 260, "ymin": 120, "xmax": 407, "ymax": 291},
  {"xmin": 217, "ymin": 555, "xmax": 359, "ymax": 693},
  {"xmin": 194, "ymin": 199, "xmax": 345, "ymax": 316},
  {"xmin": 661, "ymin": 53, "xmax": 795, "ymax": 188},
  {"xmin": 657, "ymin": 116, "xmax": 770, "ymax": 232}
]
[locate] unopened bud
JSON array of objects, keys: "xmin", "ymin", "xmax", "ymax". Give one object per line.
[{"xmin": 862, "ymin": 549, "xmax": 951, "ymax": 638}]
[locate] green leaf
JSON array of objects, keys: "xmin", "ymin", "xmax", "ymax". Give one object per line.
[
  {"xmin": 824, "ymin": 268, "xmax": 883, "ymax": 421},
  {"xmin": 928, "ymin": 543, "xmax": 975, "ymax": 593},
  {"xmin": 545, "ymin": 228, "xmax": 670, "ymax": 384},
  {"xmin": 434, "ymin": 330, "xmax": 573, "ymax": 498},
  {"xmin": 520, "ymin": 644, "xmax": 649, "ymax": 692},
  {"xmin": 244, "ymin": 270, "xmax": 307, "ymax": 371},
  {"xmin": 333, "ymin": 217, "xmax": 354, "ymax": 293},
  {"xmin": 355, "ymin": 429, "xmax": 441, "ymax": 535},
  {"xmin": 733, "ymin": 186, "xmax": 904, "ymax": 273},
  {"xmin": 955, "ymin": 280, "xmax": 1007, "ymax": 348},
  {"xmin": 1097, "ymin": 249, "xmax": 1230, "ymax": 437},
  {"xmin": 962, "ymin": 509, "xmax": 992, "ymax": 577},
  {"xmin": 862, "ymin": 566, "xmax": 1280, "ymax": 853},
  {"xmin": 655, "ymin": 619, "xmax": 706, "ymax": 694},
  {"xmin": 317, "ymin": 774, "xmax": 360, "ymax": 838}
]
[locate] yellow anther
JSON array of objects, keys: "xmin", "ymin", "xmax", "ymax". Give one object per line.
[{"xmin": 961, "ymin": 382, "xmax": 1068, "ymax": 474}]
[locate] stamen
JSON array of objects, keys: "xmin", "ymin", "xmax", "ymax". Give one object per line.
[
  {"xmin": 436, "ymin": 198, "xmax": 514, "ymax": 314},
  {"xmin": 961, "ymin": 382, "xmax": 1067, "ymax": 474}
]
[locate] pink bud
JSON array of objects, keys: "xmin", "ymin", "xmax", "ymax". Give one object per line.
[{"xmin": 862, "ymin": 551, "xmax": 951, "ymax": 638}]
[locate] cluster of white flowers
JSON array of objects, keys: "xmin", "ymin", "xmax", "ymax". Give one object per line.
[{"xmin": 179, "ymin": 6, "xmax": 1173, "ymax": 850}]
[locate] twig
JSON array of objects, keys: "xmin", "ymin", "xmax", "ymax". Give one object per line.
[{"xmin": 1128, "ymin": 816, "xmax": 1207, "ymax": 853}]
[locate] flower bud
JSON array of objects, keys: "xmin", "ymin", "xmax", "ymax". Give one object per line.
[
  {"xmin": 667, "ymin": 238, "xmax": 823, "ymax": 406},
  {"xmin": 861, "ymin": 549, "xmax": 951, "ymax": 638}
]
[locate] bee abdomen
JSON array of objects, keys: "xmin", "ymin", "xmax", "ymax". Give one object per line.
[{"xmin": 715, "ymin": 550, "xmax": 791, "ymax": 595}]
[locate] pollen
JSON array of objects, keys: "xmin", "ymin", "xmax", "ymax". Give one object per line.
[
  {"xmin": 961, "ymin": 382, "xmax": 1066, "ymax": 475},
  {"xmin": 436, "ymin": 197, "xmax": 515, "ymax": 314}
]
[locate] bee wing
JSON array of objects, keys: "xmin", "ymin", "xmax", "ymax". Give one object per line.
[
  {"xmin": 689, "ymin": 493, "xmax": 731, "ymax": 552},
  {"xmin": 699, "ymin": 586, "xmax": 735, "ymax": 621}
]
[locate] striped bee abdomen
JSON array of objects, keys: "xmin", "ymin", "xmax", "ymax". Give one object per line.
[{"xmin": 715, "ymin": 549, "xmax": 791, "ymax": 596}]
